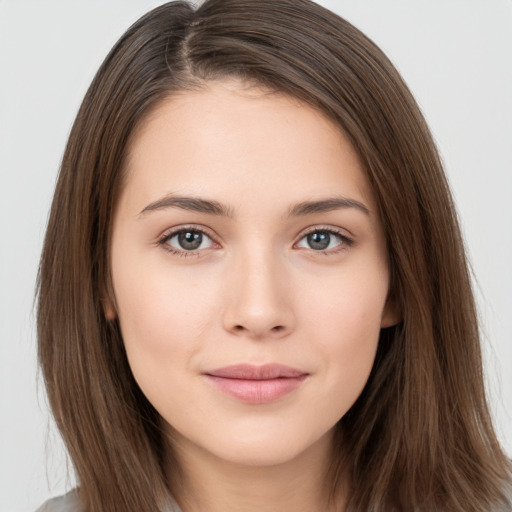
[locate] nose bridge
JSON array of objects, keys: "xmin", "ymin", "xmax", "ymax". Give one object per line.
[{"xmin": 222, "ymin": 239, "xmax": 295, "ymax": 339}]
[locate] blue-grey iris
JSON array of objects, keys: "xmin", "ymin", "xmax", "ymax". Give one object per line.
[
  {"xmin": 307, "ymin": 232, "xmax": 331, "ymax": 250},
  {"xmin": 178, "ymin": 231, "xmax": 203, "ymax": 250}
]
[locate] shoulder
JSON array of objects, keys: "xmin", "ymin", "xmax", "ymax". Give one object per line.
[
  {"xmin": 35, "ymin": 490, "xmax": 83, "ymax": 512},
  {"xmin": 503, "ymin": 476, "xmax": 512, "ymax": 510},
  {"xmin": 34, "ymin": 489, "xmax": 183, "ymax": 512}
]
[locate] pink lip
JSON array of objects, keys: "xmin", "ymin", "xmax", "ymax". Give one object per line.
[{"xmin": 203, "ymin": 364, "xmax": 308, "ymax": 404}]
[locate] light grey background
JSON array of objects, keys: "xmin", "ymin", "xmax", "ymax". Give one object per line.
[{"xmin": 1, "ymin": 1, "xmax": 511, "ymax": 510}]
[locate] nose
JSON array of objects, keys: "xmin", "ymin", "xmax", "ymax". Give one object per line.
[{"xmin": 221, "ymin": 247, "xmax": 296, "ymax": 340}]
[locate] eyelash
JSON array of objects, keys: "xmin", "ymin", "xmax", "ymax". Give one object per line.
[
  {"xmin": 157, "ymin": 225, "xmax": 354, "ymax": 258},
  {"xmin": 158, "ymin": 225, "xmax": 217, "ymax": 258},
  {"xmin": 298, "ymin": 227, "xmax": 354, "ymax": 255}
]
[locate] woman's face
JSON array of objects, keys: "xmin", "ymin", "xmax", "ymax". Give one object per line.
[{"xmin": 108, "ymin": 80, "xmax": 398, "ymax": 468}]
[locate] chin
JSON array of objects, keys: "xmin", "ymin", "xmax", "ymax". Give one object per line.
[
  {"xmin": 209, "ymin": 444, "xmax": 311, "ymax": 468},
  {"xmin": 181, "ymin": 422, "xmax": 333, "ymax": 469}
]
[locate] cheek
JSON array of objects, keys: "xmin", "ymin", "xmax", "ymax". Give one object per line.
[
  {"xmin": 111, "ymin": 254, "xmax": 220, "ymax": 384},
  {"xmin": 315, "ymin": 298, "xmax": 380, "ymax": 383},
  {"xmin": 305, "ymin": 262, "xmax": 387, "ymax": 342},
  {"xmin": 302, "ymin": 265, "xmax": 387, "ymax": 409},
  {"xmin": 117, "ymin": 251, "xmax": 208, "ymax": 327}
]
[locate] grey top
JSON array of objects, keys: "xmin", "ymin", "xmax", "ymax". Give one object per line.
[
  {"xmin": 36, "ymin": 490, "xmax": 183, "ymax": 512},
  {"xmin": 35, "ymin": 492, "xmax": 83, "ymax": 512},
  {"xmin": 36, "ymin": 485, "xmax": 512, "ymax": 512}
]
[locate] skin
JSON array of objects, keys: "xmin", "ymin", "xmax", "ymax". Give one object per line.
[{"xmin": 107, "ymin": 79, "xmax": 399, "ymax": 512}]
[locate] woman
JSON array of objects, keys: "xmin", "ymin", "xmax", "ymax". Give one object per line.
[{"xmin": 36, "ymin": 0, "xmax": 512, "ymax": 510}]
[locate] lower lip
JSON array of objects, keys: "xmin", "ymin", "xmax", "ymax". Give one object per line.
[{"xmin": 205, "ymin": 375, "xmax": 307, "ymax": 404}]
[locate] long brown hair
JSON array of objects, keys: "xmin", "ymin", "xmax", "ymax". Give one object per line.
[{"xmin": 37, "ymin": 1, "xmax": 511, "ymax": 510}]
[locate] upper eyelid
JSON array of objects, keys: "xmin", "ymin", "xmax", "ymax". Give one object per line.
[
  {"xmin": 301, "ymin": 225, "xmax": 343, "ymax": 235},
  {"xmin": 297, "ymin": 225, "xmax": 352, "ymax": 240},
  {"xmin": 159, "ymin": 224, "xmax": 218, "ymax": 242},
  {"xmin": 159, "ymin": 224, "xmax": 350, "ymax": 240}
]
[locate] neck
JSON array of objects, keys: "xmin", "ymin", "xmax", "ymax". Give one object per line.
[{"xmin": 165, "ymin": 431, "xmax": 347, "ymax": 512}]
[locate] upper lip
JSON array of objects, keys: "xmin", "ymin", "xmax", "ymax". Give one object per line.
[{"xmin": 205, "ymin": 364, "xmax": 308, "ymax": 380}]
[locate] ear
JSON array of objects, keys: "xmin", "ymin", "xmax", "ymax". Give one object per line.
[
  {"xmin": 102, "ymin": 296, "xmax": 117, "ymax": 321},
  {"xmin": 100, "ymin": 272, "xmax": 118, "ymax": 321},
  {"xmin": 380, "ymin": 295, "xmax": 402, "ymax": 328}
]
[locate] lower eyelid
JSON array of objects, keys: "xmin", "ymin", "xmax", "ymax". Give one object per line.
[{"xmin": 162, "ymin": 245, "xmax": 203, "ymax": 258}]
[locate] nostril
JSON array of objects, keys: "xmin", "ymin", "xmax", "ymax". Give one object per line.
[{"xmin": 231, "ymin": 324, "xmax": 285, "ymax": 334}]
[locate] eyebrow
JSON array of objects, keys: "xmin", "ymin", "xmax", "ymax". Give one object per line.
[
  {"xmin": 139, "ymin": 195, "xmax": 234, "ymax": 217},
  {"xmin": 287, "ymin": 197, "xmax": 369, "ymax": 217},
  {"xmin": 139, "ymin": 194, "xmax": 369, "ymax": 218}
]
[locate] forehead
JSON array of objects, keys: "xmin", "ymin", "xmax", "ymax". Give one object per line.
[{"xmin": 121, "ymin": 79, "xmax": 376, "ymax": 216}]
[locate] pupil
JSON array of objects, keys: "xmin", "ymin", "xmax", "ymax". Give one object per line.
[
  {"xmin": 178, "ymin": 231, "xmax": 202, "ymax": 250},
  {"xmin": 308, "ymin": 232, "xmax": 330, "ymax": 250}
]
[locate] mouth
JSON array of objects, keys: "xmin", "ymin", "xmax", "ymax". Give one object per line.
[{"xmin": 203, "ymin": 364, "xmax": 309, "ymax": 404}]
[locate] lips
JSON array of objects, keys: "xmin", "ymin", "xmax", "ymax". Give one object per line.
[{"xmin": 203, "ymin": 364, "xmax": 309, "ymax": 404}]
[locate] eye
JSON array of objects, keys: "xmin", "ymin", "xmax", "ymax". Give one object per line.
[
  {"xmin": 159, "ymin": 228, "xmax": 216, "ymax": 255},
  {"xmin": 295, "ymin": 229, "xmax": 351, "ymax": 252}
]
